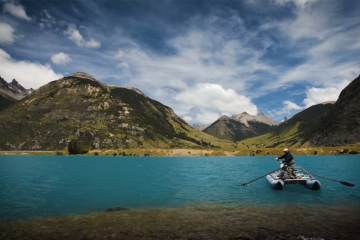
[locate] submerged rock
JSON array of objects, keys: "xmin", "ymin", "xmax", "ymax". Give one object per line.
[{"xmin": 105, "ymin": 207, "xmax": 130, "ymax": 212}]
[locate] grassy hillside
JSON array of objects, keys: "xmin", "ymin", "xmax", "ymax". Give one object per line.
[
  {"xmin": 238, "ymin": 103, "xmax": 334, "ymax": 148},
  {"xmin": 0, "ymin": 74, "xmax": 231, "ymax": 151}
]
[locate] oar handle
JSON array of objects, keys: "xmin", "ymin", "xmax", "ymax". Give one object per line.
[
  {"xmin": 310, "ymin": 172, "xmax": 355, "ymax": 188},
  {"xmin": 238, "ymin": 168, "xmax": 281, "ymax": 186}
]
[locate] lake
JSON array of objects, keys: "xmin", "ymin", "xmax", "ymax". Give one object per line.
[{"xmin": 0, "ymin": 155, "xmax": 359, "ymax": 221}]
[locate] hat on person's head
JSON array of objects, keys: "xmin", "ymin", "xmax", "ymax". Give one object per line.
[{"xmin": 283, "ymin": 148, "xmax": 288, "ymax": 152}]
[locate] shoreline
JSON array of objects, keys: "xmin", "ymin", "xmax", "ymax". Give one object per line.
[
  {"xmin": 1, "ymin": 146, "xmax": 360, "ymax": 157},
  {"xmin": 1, "ymin": 204, "xmax": 359, "ymax": 239}
]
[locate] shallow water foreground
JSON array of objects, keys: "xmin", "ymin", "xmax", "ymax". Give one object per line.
[{"xmin": 1, "ymin": 205, "xmax": 359, "ymax": 240}]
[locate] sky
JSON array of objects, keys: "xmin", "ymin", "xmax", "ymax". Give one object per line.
[{"xmin": 0, "ymin": 0, "xmax": 359, "ymax": 124}]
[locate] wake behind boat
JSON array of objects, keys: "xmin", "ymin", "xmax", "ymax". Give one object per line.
[{"xmin": 266, "ymin": 166, "xmax": 321, "ymax": 190}]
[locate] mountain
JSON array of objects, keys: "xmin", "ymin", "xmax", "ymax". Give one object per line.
[
  {"xmin": 192, "ymin": 124, "xmax": 209, "ymax": 131},
  {"xmin": 309, "ymin": 74, "xmax": 360, "ymax": 146},
  {"xmin": 0, "ymin": 72, "xmax": 228, "ymax": 151},
  {"xmin": 203, "ymin": 112, "xmax": 279, "ymax": 142},
  {"xmin": 240, "ymin": 102, "xmax": 335, "ymax": 148},
  {"xmin": 0, "ymin": 76, "xmax": 33, "ymax": 111}
]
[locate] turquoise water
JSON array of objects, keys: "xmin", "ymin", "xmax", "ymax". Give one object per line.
[{"xmin": 0, "ymin": 155, "xmax": 359, "ymax": 220}]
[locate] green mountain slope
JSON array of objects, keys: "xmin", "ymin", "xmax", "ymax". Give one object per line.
[
  {"xmin": 309, "ymin": 74, "xmax": 360, "ymax": 146},
  {"xmin": 239, "ymin": 102, "xmax": 334, "ymax": 148},
  {"xmin": 0, "ymin": 73, "xmax": 230, "ymax": 151},
  {"xmin": 204, "ymin": 113, "xmax": 278, "ymax": 142},
  {"xmin": 0, "ymin": 94, "xmax": 16, "ymax": 111}
]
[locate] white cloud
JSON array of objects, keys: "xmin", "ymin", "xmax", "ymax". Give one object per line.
[
  {"xmin": 196, "ymin": 111, "xmax": 221, "ymax": 125},
  {"xmin": 259, "ymin": 0, "xmax": 360, "ymax": 104},
  {"xmin": 0, "ymin": 22, "xmax": 15, "ymax": 44},
  {"xmin": 108, "ymin": 16, "xmax": 266, "ymax": 120},
  {"xmin": 51, "ymin": 52, "xmax": 72, "ymax": 65},
  {"xmin": 275, "ymin": 0, "xmax": 318, "ymax": 9},
  {"xmin": 183, "ymin": 116, "xmax": 193, "ymax": 123},
  {"xmin": 85, "ymin": 38, "xmax": 101, "ymax": 48},
  {"xmin": 268, "ymin": 100, "xmax": 304, "ymax": 118},
  {"xmin": 72, "ymin": 4, "xmax": 79, "ymax": 14},
  {"xmin": 117, "ymin": 61, "xmax": 129, "ymax": 69},
  {"xmin": 115, "ymin": 50, "xmax": 124, "ymax": 58},
  {"xmin": 64, "ymin": 24, "xmax": 100, "ymax": 48},
  {"xmin": 303, "ymin": 80, "xmax": 349, "ymax": 107},
  {"xmin": 0, "ymin": 48, "xmax": 63, "ymax": 89},
  {"xmin": 283, "ymin": 100, "xmax": 304, "ymax": 111},
  {"xmin": 176, "ymin": 83, "xmax": 258, "ymax": 116},
  {"xmin": 3, "ymin": 2, "xmax": 31, "ymax": 21}
]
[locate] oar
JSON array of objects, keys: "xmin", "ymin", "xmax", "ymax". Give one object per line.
[
  {"xmin": 238, "ymin": 168, "xmax": 281, "ymax": 186},
  {"xmin": 309, "ymin": 172, "xmax": 355, "ymax": 188}
]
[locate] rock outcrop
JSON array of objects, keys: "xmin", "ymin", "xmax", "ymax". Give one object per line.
[
  {"xmin": 309, "ymin": 74, "xmax": 360, "ymax": 146},
  {"xmin": 204, "ymin": 112, "xmax": 279, "ymax": 141},
  {"xmin": 0, "ymin": 76, "xmax": 33, "ymax": 111}
]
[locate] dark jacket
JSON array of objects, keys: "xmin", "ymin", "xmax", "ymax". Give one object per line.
[{"xmin": 278, "ymin": 151, "xmax": 295, "ymax": 165}]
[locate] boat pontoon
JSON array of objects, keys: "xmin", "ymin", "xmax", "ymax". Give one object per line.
[{"xmin": 266, "ymin": 166, "xmax": 321, "ymax": 190}]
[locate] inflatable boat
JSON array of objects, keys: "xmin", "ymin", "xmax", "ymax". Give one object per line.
[{"xmin": 266, "ymin": 166, "xmax": 321, "ymax": 190}]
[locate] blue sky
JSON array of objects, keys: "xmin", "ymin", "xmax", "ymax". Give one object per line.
[{"xmin": 0, "ymin": 0, "xmax": 359, "ymax": 124}]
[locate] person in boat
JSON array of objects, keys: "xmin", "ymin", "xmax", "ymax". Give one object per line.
[{"xmin": 276, "ymin": 148, "xmax": 296, "ymax": 179}]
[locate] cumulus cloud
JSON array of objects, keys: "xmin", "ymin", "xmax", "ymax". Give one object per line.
[
  {"xmin": 183, "ymin": 116, "xmax": 193, "ymax": 123},
  {"xmin": 303, "ymin": 80, "xmax": 350, "ymax": 107},
  {"xmin": 51, "ymin": 52, "xmax": 72, "ymax": 65},
  {"xmin": 64, "ymin": 24, "xmax": 100, "ymax": 48},
  {"xmin": 176, "ymin": 83, "xmax": 258, "ymax": 117},
  {"xmin": 196, "ymin": 111, "xmax": 221, "ymax": 125},
  {"xmin": 85, "ymin": 38, "xmax": 101, "ymax": 48},
  {"xmin": 3, "ymin": 1, "xmax": 31, "ymax": 21},
  {"xmin": 0, "ymin": 22, "xmax": 15, "ymax": 44},
  {"xmin": 0, "ymin": 48, "xmax": 63, "ymax": 89},
  {"xmin": 110, "ymin": 12, "xmax": 265, "ymax": 122}
]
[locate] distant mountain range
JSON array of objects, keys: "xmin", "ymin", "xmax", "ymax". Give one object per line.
[
  {"xmin": 192, "ymin": 124, "xmax": 209, "ymax": 131},
  {"xmin": 0, "ymin": 72, "xmax": 228, "ymax": 151},
  {"xmin": 1, "ymin": 72, "xmax": 359, "ymax": 150},
  {"xmin": 203, "ymin": 112, "xmax": 279, "ymax": 142},
  {"xmin": 0, "ymin": 76, "xmax": 33, "ymax": 111}
]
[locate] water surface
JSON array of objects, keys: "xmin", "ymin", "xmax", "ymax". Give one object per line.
[{"xmin": 0, "ymin": 155, "xmax": 359, "ymax": 220}]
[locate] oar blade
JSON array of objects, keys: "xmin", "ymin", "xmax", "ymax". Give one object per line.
[
  {"xmin": 238, "ymin": 183, "xmax": 248, "ymax": 186},
  {"xmin": 341, "ymin": 181, "xmax": 355, "ymax": 187}
]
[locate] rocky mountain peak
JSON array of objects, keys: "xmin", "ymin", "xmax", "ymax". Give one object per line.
[
  {"xmin": 231, "ymin": 112, "xmax": 279, "ymax": 127},
  {"xmin": 72, "ymin": 72, "xmax": 98, "ymax": 81},
  {"xmin": 219, "ymin": 115, "xmax": 231, "ymax": 120},
  {"xmin": 0, "ymin": 76, "xmax": 9, "ymax": 89},
  {"xmin": 11, "ymin": 79, "xmax": 18, "ymax": 85},
  {"xmin": 9, "ymin": 79, "xmax": 27, "ymax": 93}
]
